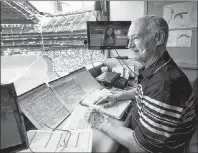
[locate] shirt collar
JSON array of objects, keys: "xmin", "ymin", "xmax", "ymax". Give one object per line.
[{"xmin": 138, "ymin": 51, "xmax": 171, "ymax": 78}]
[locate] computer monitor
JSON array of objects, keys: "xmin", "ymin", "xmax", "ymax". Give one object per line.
[
  {"xmin": 1, "ymin": 83, "xmax": 29, "ymax": 152},
  {"xmin": 87, "ymin": 21, "xmax": 131, "ymax": 50}
]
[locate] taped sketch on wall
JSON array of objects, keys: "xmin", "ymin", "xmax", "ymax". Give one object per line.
[
  {"xmin": 167, "ymin": 30, "xmax": 192, "ymax": 47},
  {"xmin": 163, "ymin": 2, "xmax": 197, "ymax": 29}
]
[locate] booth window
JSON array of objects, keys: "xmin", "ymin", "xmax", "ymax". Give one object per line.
[{"xmin": 1, "ymin": 1, "xmax": 106, "ymax": 96}]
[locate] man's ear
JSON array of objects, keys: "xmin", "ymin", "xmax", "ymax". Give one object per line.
[{"xmin": 155, "ymin": 31, "xmax": 165, "ymax": 46}]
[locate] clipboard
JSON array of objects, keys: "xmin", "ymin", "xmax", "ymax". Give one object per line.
[{"xmin": 1, "ymin": 83, "xmax": 29, "ymax": 152}]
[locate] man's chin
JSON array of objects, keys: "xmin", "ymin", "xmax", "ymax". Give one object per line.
[
  {"xmin": 135, "ymin": 59, "xmax": 145, "ymax": 66},
  {"xmin": 130, "ymin": 57, "xmax": 145, "ymax": 65}
]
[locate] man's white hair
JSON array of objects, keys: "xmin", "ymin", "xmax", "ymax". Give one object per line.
[{"xmin": 138, "ymin": 15, "xmax": 169, "ymax": 46}]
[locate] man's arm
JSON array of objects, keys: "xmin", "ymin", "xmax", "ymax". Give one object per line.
[
  {"xmin": 95, "ymin": 87, "xmax": 137, "ymax": 107},
  {"xmin": 100, "ymin": 121, "xmax": 145, "ymax": 152},
  {"xmin": 116, "ymin": 87, "xmax": 137, "ymax": 101}
]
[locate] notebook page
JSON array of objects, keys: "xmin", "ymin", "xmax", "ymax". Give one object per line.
[
  {"xmin": 81, "ymin": 89, "xmax": 131, "ymax": 119},
  {"xmin": 49, "ymin": 76, "xmax": 86, "ymax": 112},
  {"xmin": 18, "ymin": 84, "xmax": 70, "ymax": 130}
]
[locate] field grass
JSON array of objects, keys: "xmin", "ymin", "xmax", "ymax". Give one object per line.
[{"xmin": 1, "ymin": 55, "xmax": 57, "ymax": 96}]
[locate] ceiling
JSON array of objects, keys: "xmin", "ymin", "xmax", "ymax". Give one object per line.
[{"xmin": 1, "ymin": 1, "xmax": 40, "ymax": 24}]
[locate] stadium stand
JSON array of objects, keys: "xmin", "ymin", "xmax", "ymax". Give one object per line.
[
  {"xmin": 1, "ymin": 1, "xmax": 40, "ymax": 24},
  {"xmin": 1, "ymin": 1, "xmax": 105, "ymax": 75}
]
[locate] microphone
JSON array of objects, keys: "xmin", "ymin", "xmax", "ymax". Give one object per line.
[{"xmin": 84, "ymin": 40, "xmax": 88, "ymax": 45}]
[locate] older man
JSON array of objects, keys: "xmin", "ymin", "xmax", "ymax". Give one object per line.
[{"xmin": 85, "ymin": 15, "xmax": 196, "ymax": 153}]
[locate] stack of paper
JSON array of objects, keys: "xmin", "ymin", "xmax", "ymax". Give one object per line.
[
  {"xmin": 19, "ymin": 130, "xmax": 92, "ymax": 152},
  {"xmin": 60, "ymin": 106, "xmax": 91, "ymax": 131}
]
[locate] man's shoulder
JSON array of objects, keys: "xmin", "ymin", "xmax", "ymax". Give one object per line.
[
  {"xmin": 156, "ymin": 59, "xmax": 189, "ymax": 84},
  {"xmin": 148, "ymin": 60, "xmax": 192, "ymax": 92}
]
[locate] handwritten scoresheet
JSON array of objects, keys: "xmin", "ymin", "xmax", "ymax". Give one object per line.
[
  {"xmin": 19, "ymin": 130, "xmax": 92, "ymax": 152},
  {"xmin": 18, "ymin": 84, "xmax": 70, "ymax": 130},
  {"xmin": 49, "ymin": 76, "xmax": 86, "ymax": 112},
  {"xmin": 49, "ymin": 67, "xmax": 103, "ymax": 112},
  {"xmin": 81, "ymin": 89, "xmax": 132, "ymax": 119}
]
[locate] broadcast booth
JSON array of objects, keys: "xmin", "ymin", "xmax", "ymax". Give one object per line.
[{"xmin": 1, "ymin": 1, "xmax": 197, "ymax": 153}]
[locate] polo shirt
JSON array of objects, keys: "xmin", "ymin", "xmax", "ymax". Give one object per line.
[{"xmin": 131, "ymin": 51, "xmax": 196, "ymax": 153}]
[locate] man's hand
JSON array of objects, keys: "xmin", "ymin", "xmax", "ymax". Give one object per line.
[
  {"xmin": 84, "ymin": 108, "xmax": 107, "ymax": 130},
  {"xmin": 94, "ymin": 94, "xmax": 119, "ymax": 108}
]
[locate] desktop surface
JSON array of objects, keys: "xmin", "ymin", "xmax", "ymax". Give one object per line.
[{"xmin": 16, "ymin": 66, "xmax": 134, "ymax": 153}]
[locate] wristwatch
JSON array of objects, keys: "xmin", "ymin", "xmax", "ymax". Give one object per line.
[{"xmin": 89, "ymin": 109, "xmax": 105, "ymax": 125}]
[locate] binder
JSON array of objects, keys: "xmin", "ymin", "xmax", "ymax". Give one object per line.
[{"xmin": 1, "ymin": 83, "xmax": 29, "ymax": 152}]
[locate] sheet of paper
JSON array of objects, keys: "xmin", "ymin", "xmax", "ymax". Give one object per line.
[
  {"xmin": 163, "ymin": 2, "xmax": 197, "ymax": 29},
  {"xmin": 49, "ymin": 76, "xmax": 86, "ymax": 112},
  {"xmin": 74, "ymin": 69, "xmax": 103, "ymax": 94},
  {"xmin": 49, "ymin": 67, "xmax": 103, "ymax": 112},
  {"xmin": 81, "ymin": 89, "xmax": 132, "ymax": 119},
  {"xmin": 18, "ymin": 84, "xmax": 70, "ymax": 130},
  {"xmin": 18, "ymin": 130, "xmax": 92, "ymax": 152},
  {"xmin": 60, "ymin": 106, "xmax": 91, "ymax": 131},
  {"xmin": 167, "ymin": 30, "xmax": 192, "ymax": 47}
]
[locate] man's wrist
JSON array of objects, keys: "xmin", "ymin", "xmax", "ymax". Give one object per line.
[
  {"xmin": 115, "ymin": 93, "xmax": 122, "ymax": 101},
  {"xmin": 99, "ymin": 120, "xmax": 111, "ymax": 131}
]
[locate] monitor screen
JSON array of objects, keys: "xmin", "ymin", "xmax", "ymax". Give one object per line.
[{"xmin": 87, "ymin": 21, "xmax": 131, "ymax": 50}]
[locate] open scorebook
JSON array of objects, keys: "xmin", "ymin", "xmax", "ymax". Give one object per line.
[
  {"xmin": 48, "ymin": 67, "xmax": 102, "ymax": 112},
  {"xmin": 17, "ymin": 67, "xmax": 131, "ymax": 131},
  {"xmin": 17, "ymin": 67, "xmax": 102, "ymax": 130}
]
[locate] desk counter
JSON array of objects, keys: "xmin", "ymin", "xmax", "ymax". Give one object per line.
[{"xmin": 59, "ymin": 105, "xmax": 132, "ymax": 153}]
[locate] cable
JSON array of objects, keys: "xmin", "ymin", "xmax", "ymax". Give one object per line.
[
  {"xmin": 100, "ymin": 1, "xmax": 106, "ymax": 21},
  {"xmin": 103, "ymin": 57, "xmax": 111, "ymax": 71},
  {"xmin": 44, "ymin": 124, "xmax": 71, "ymax": 152},
  {"xmin": 110, "ymin": 53, "xmax": 125, "ymax": 69},
  {"xmin": 29, "ymin": 146, "xmax": 35, "ymax": 153},
  {"xmin": 28, "ymin": 124, "xmax": 71, "ymax": 153},
  {"xmin": 91, "ymin": 10, "xmax": 100, "ymax": 21},
  {"xmin": 91, "ymin": 5, "xmax": 107, "ymax": 74},
  {"xmin": 8, "ymin": 14, "xmax": 46, "ymax": 83},
  {"xmin": 91, "ymin": 49, "xmax": 101, "ymax": 75},
  {"xmin": 44, "ymin": 124, "xmax": 70, "ymax": 133},
  {"xmin": 110, "ymin": 53, "xmax": 133, "ymax": 89},
  {"xmin": 114, "ymin": 49, "xmax": 138, "ymax": 77},
  {"xmin": 9, "ymin": 53, "xmax": 45, "ymax": 83}
]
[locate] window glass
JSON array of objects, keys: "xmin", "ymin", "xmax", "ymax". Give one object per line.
[{"xmin": 1, "ymin": 1, "xmax": 105, "ymax": 96}]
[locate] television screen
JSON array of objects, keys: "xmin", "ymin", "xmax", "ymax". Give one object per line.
[{"xmin": 87, "ymin": 21, "xmax": 131, "ymax": 50}]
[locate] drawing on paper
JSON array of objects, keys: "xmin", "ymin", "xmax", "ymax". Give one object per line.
[
  {"xmin": 167, "ymin": 30, "xmax": 192, "ymax": 47},
  {"xmin": 163, "ymin": 2, "xmax": 197, "ymax": 29}
]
